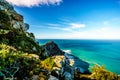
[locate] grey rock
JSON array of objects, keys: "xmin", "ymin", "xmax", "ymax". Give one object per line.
[
  {"xmin": 43, "ymin": 41, "xmax": 63, "ymax": 57},
  {"xmin": 24, "ymin": 23, "xmax": 29, "ymax": 31},
  {"xmin": 48, "ymin": 75, "xmax": 58, "ymax": 80},
  {"xmin": 12, "ymin": 21, "xmax": 29, "ymax": 31},
  {"xmin": 64, "ymin": 53, "xmax": 89, "ymax": 73},
  {"xmin": 31, "ymin": 75, "xmax": 39, "ymax": 80},
  {"xmin": 52, "ymin": 52, "xmax": 89, "ymax": 80}
]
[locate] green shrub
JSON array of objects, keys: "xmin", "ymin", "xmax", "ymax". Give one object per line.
[
  {"xmin": 90, "ymin": 65, "xmax": 118, "ymax": 80},
  {"xmin": 0, "ymin": 10, "xmax": 11, "ymax": 29},
  {"xmin": 0, "ymin": 44, "xmax": 41, "ymax": 79}
]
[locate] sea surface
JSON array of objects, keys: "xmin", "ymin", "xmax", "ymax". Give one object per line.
[{"xmin": 37, "ymin": 39, "xmax": 120, "ymax": 74}]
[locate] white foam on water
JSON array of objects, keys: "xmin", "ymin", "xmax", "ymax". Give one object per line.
[{"xmin": 62, "ymin": 50, "xmax": 71, "ymax": 54}]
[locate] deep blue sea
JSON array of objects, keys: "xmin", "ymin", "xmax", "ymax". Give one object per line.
[{"xmin": 37, "ymin": 39, "xmax": 120, "ymax": 74}]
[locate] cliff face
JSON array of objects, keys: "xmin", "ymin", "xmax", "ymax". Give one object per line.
[{"xmin": 0, "ymin": 0, "xmax": 41, "ymax": 54}]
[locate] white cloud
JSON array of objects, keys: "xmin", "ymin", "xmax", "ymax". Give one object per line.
[
  {"xmin": 70, "ymin": 23, "xmax": 86, "ymax": 29},
  {"xmin": 49, "ymin": 23, "xmax": 86, "ymax": 32},
  {"xmin": 68, "ymin": 27, "xmax": 120, "ymax": 39},
  {"xmin": 47, "ymin": 23, "xmax": 61, "ymax": 27},
  {"xmin": 103, "ymin": 21, "xmax": 109, "ymax": 25},
  {"xmin": 36, "ymin": 27, "xmax": 120, "ymax": 39},
  {"xmin": 6, "ymin": 0, "xmax": 62, "ymax": 7},
  {"xmin": 48, "ymin": 26, "xmax": 72, "ymax": 32}
]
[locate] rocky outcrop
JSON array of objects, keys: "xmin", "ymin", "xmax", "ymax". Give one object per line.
[
  {"xmin": 11, "ymin": 12, "xmax": 23, "ymax": 21},
  {"xmin": 41, "ymin": 41, "xmax": 64, "ymax": 58},
  {"xmin": 0, "ymin": 0, "xmax": 14, "ymax": 11},
  {"xmin": 64, "ymin": 53, "xmax": 89, "ymax": 73},
  {"xmin": 39, "ymin": 41, "xmax": 90, "ymax": 80},
  {"xmin": 52, "ymin": 52, "xmax": 89, "ymax": 80}
]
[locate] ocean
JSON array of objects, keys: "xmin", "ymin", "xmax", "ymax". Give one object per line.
[{"xmin": 37, "ymin": 39, "xmax": 120, "ymax": 74}]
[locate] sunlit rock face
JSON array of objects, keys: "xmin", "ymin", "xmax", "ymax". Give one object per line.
[{"xmin": 52, "ymin": 52, "xmax": 89, "ymax": 80}]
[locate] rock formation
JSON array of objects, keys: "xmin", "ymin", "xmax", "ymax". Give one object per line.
[{"xmin": 41, "ymin": 41, "xmax": 64, "ymax": 58}]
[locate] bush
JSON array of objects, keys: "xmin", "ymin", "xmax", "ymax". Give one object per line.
[
  {"xmin": 0, "ymin": 10, "xmax": 11, "ymax": 29},
  {"xmin": 90, "ymin": 65, "xmax": 118, "ymax": 80}
]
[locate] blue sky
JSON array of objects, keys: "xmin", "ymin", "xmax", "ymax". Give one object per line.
[{"xmin": 7, "ymin": 0, "xmax": 120, "ymax": 39}]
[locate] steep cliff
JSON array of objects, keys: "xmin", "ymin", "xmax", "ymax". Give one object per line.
[{"xmin": 0, "ymin": 0, "xmax": 41, "ymax": 54}]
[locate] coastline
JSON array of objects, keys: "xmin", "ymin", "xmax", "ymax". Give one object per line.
[{"xmin": 37, "ymin": 39, "xmax": 120, "ymax": 74}]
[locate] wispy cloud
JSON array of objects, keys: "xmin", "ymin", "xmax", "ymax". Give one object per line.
[
  {"xmin": 72, "ymin": 27, "xmax": 120, "ymax": 39},
  {"xmin": 6, "ymin": 0, "xmax": 62, "ymax": 7},
  {"xmin": 36, "ymin": 27, "xmax": 120, "ymax": 39},
  {"xmin": 30, "ymin": 22, "xmax": 120, "ymax": 39},
  {"xmin": 48, "ymin": 23, "xmax": 86, "ymax": 32},
  {"xmin": 103, "ymin": 21, "xmax": 109, "ymax": 25},
  {"xmin": 46, "ymin": 23, "xmax": 60, "ymax": 27},
  {"xmin": 69, "ymin": 23, "xmax": 86, "ymax": 29}
]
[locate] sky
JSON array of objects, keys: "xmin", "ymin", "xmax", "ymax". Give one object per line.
[{"xmin": 7, "ymin": 0, "xmax": 120, "ymax": 39}]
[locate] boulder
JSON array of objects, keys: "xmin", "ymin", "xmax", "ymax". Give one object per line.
[
  {"xmin": 11, "ymin": 12, "xmax": 23, "ymax": 21},
  {"xmin": 23, "ymin": 23, "xmax": 29, "ymax": 31},
  {"xmin": 52, "ymin": 55, "xmax": 74, "ymax": 80},
  {"xmin": 42, "ymin": 41, "xmax": 64, "ymax": 57},
  {"xmin": 13, "ymin": 21, "xmax": 28, "ymax": 31},
  {"xmin": 31, "ymin": 75, "xmax": 39, "ymax": 80},
  {"xmin": 54, "ymin": 56, "xmax": 65, "ymax": 68},
  {"xmin": 62, "ymin": 72, "xmax": 72, "ymax": 80},
  {"xmin": 64, "ymin": 53, "xmax": 89, "ymax": 73}
]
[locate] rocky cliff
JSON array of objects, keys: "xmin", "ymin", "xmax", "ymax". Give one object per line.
[
  {"xmin": 41, "ymin": 41, "xmax": 90, "ymax": 80},
  {"xmin": 0, "ymin": 0, "xmax": 41, "ymax": 54}
]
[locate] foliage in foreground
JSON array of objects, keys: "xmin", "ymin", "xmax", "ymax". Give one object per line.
[
  {"xmin": 0, "ymin": 44, "xmax": 41, "ymax": 79},
  {"xmin": 74, "ymin": 65, "xmax": 119, "ymax": 80},
  {"xmin": 0, "ymin": 44, "xmax": 56, "ymax": 80},
  {"xmin": 41, "ymin": 57, "xmax": 55, "ymax": 71},
  {"xmin": 90, "ymin": 65, "xmax": 118, "ymax": 80}
]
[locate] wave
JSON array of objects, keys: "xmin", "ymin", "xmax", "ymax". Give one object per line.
[{"xmin": 62, "ymin": 50, "xmax": 71, "ymax": 54}]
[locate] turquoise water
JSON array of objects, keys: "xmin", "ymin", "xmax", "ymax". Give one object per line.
[{"xmin": 37, "ymin": 39, "xmax": 120, "ymax": 74}]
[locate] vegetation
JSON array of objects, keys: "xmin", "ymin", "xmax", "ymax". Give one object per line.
[
  {"xmin": 90, "ymin": 65, "xmax": 118, "ymax": 80},
  {"xmin": 0, "ymin": 44, "xmax": 54, "ymax": 80},
  {"xmin": 0, "ymin": 9, "xmax": 41, "ymax": 54},
  {"xmin": 0, "ymin": 10, "xmax": 11, "ymax": 28},
  {"xmin": 0, "ymin": 44, "xmax": 42, "ymax": 79},
  {"xmin": 74, "ymin": 65, "xmax": 120, "ymax": 80},
  {"xmin": 41, "ymin": 57, "xmax": 55, "ymax": 71}
]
